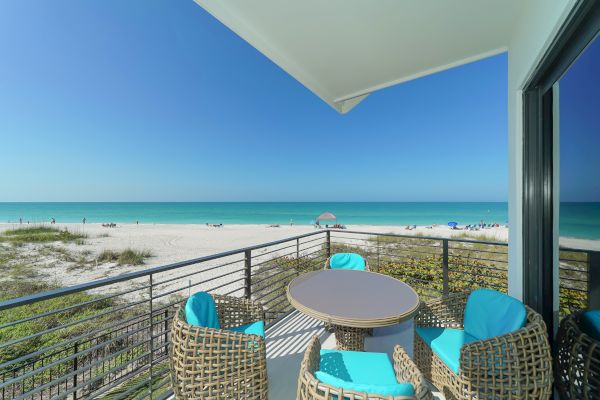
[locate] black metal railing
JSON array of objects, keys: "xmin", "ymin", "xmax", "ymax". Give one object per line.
[
  {"xmin": 0, "ymin": 229, "xmax": 597, "ymax": 399},
  {"xmin": 0, "ymin": 231, "xmax": 328, "ymax": 400},
  {"xmin": 559, "ymin": 246, "xmax": 600, "ymax": 314},
  {"xmin": 329, "ymin": 230, "xmax": 510, "ymax": 300}
]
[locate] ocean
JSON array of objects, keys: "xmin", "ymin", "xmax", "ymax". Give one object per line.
[{"xmin": 0, "ymin": 202, "xmax": 598, "ymax": 240}]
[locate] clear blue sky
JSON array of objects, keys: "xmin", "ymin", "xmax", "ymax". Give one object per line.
[{"xmin": 0, "ymin": 1, "xmax": 510, "ymax": 202}]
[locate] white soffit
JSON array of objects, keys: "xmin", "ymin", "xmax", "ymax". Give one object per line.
[{"xmin": 194, "ymin": 0, "xmax": 524, "ymax": 113}]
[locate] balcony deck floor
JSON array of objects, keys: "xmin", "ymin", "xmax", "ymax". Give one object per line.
[{"xmin": 266, "ymin": 311, "xmax": 444, "ymax": 399}]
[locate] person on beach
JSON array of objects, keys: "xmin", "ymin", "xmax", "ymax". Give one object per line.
[
  {"xmin": 82, "ymin": 217, "xmax": 86, "ymax": 224},
  {"xmin": 19, "ymin": 218, "xmax": 22, "ymax": 224},
  {"xmin": 51, "ymin": 218, "xmax": 55, "ymax": 224}
]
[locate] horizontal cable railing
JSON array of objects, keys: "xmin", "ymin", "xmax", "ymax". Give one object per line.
[
  {"xmin": 0, "ymin": 231, "xmax": 328, "ymax": 400},
  {"xmin": 0, "ymin": 228, "xmax": 595, "ymax": 399},
  {"xmin": 558, "ymin": 246, "xmax": 599, "ymax": 316},
  {"xmin": 329, "ymin": 230, "xmax": 593, "ymax": 317},
  {"xmin": 329, "ymin": 230, "xmax": 509, "ymax": 300}
]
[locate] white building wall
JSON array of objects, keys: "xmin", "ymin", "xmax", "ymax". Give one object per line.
[{"xmin": 506, "ymin": 0, "xmax": 576, "ymax": 299}]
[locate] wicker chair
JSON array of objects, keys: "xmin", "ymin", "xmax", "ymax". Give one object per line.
[
  {"xmin": 414, "ymin": 292, "xmax": 553, "ymax": 400},
  {"xmin": 297, "ymin": 336, "xmax": 433, "ymax": 400},
  {"xmin": 555, "ymin": 311, "xmax": 600, "ymax": 399},
  {"xmin": 169, "ymin": 294, "xmax": 268, "ymax": 399}
]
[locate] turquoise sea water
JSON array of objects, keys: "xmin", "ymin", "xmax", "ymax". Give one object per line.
[{"xmin": 0, "ymin": 202, "xmax": 598, "ymax": 239}]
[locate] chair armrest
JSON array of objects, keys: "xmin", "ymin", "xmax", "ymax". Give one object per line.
[
  {"xmin": 414, "ymin": 292, "xmax": 466, "ymax": 329},
  {"xmin": 301, "ymin": 336, "xmax": 321, "ymax": 375},
  {"xmin": 393, "ymin": 345, "xmax": 433, "ymax": 400},
  {"xmin": 459, "ymin": 312, "xmax": 552, "ymax": 388},
  {"xmin": 213, "ymin": 294, "xmax": 266, "ymax": 328}
]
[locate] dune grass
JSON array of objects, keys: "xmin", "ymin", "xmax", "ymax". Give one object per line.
[
  {"xmin": 452, "ymin": 232, "xmax": 506, "ymax": 242},
  {"xmin": 0, "ymin": 226, "xmax": 87, "ymax": 245},
  {"xmin": 98, "ymin": 248, "xmax": 153, "ymax": 265}
]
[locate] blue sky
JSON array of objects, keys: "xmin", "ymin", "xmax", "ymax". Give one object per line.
[{"xmin": 0, "ymin": 1, "xmax": 510, "ymax": 202}]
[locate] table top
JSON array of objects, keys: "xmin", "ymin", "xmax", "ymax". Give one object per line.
[{"xmin": 286, "ymin": 269, "xmax": 420, "ymax": 328}]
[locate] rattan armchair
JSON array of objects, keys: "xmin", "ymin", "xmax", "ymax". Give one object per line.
[
  {"xmin": 169, "ymin": 294, "xmax": 268, "ymax": 399},
  {"xmin": 297, "ymin": 336, "xmax": 433, "ymax": 400},
  {"xmin": 414, "ymin": 292, "xmax": 553, "ymax": 400},
  {"xmin": 555, "ymin": 311, "xmax": 600, "ymax": 399}
]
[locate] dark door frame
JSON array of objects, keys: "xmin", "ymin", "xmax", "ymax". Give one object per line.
[{"xmin": 522, "ymin": 0, "xmax": 600, "ymax": 337}]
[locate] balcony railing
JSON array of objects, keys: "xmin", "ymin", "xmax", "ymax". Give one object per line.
[{"xmin": 0, "ymin": 229, "xmax": 596, "ymax": 399}]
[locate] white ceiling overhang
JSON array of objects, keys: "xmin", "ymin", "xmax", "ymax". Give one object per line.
[{"xmin": 194, "ymin": 0, "xmax": 524, "ymax": 113}]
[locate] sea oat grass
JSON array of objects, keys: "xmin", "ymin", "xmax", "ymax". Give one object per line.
[
  {"xmin": 97, "ymin": 248, "xmax": 152, "ymax": 265},
  {"xmin": 0, "ymin": 226, "xmax": 87, "ymax": 244}
]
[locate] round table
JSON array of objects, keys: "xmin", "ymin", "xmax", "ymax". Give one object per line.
[{"xmin": 286, "ymin": 269, "xmax": 420, "ymax": 351}]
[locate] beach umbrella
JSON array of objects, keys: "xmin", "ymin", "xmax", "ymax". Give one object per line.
[
  {"xmin": 448, "ymin": 221, "xmax": 458, "ymax": 228},
  {"xmin": 316, "ymin": 212, "xmax": 336, "ymax": 223}
]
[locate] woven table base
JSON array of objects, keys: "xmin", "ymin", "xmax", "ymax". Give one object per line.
[{"xmin": 334, "ymin": 325, "xmax": 367, "ymax": 351}]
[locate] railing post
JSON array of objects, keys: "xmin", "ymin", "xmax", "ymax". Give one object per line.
[
  {"xmin": 376, "ymin": 235, "xmax": 381, "ymax": 271},
  {"xmin": 163, "ymin": 308, "xmax": 169, "ymax": 355},
  {"xmin": 326, "ymin": 230, "xmax": 331, "ymax": 259},
  {"xmin": 148, "ymin": 274, "xmax": 154, "ymax": 397},
  {"xmin": 296, "ymin": 238, "xmax": 300, "ymax": 270},
  {"xmin": 72, "ymin": 342, "xmax": 78, "ymax": 400},
  {"xmin": 442, "ymin": 239, "xmax": 449, "ymax": 297},
  {"xmin": 589, "ymin": 251, "xmax": 600, "ymax": 309},
  {"xmin": 244, "ymin": 249, "xmax": 252, "ymax": 299}
]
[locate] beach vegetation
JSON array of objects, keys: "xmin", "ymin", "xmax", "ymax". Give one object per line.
[
  {"xmin": 0, "ymin": 226, "xmax": 87, "ymax": 245},
  {"xmin": 452, "ymin": 232, "xmax": 506, "ymax": 242},
  {"xmin": 251, "ymin": 253, "xmax": 324, "ymax": 320},
  {"xmin": 0, "ymin": 280, "xmax": 157, "ymax": 398},
  {"xmin": 97, "ymin": 248, "xmax": 153, "ymax": 265}
]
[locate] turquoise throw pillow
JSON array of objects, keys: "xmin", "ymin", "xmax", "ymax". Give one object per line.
[
  {"xmin": 581, "ymin": 310, "xmax": 600, "ymax": 341},
  {"xmin": 185, "ymin": 292, "xmax": 220, "ymax": 329},
  {"xmin": 315, "ymin": 349, "xmax": 414, "ymax": 397},
  {"xmin": 463, "ymin": 288, "xmax": 526, "ymax": 341},
  {"xmin": 416, "ymin": 327, "xmax": 478, "ymax": 374},
  {"xmin": 228, "ymin": 320, "xmax": 265, "ymax": 338},
  {"xmin": 329, "ymin": 253, "xmax": 366, "ymax": 270}
]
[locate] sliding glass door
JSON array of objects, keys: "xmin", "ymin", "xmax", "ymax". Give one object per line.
[
  {"xmin": 522, "ymin": 1, "xmax": 600, "ymax": 337},
  {"xmin": 557, "ymin": 35, "xmax": 600, "ymax": 318}
]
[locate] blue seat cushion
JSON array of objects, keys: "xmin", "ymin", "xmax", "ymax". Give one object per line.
[
  {"xmin": 463, "ymin": 288, "xmax": 526, "ymax": 341},
  {"xmin": 581, "ymin": 310, "xmax": 600, "ymax": 341},
  {"xmin": 228, "ymin": 320, "xmax": 265, "ymax": 338},
  {"xmin": 329, "ymin": 253, "xmax": 366, "ymax": 271},
  {"xmin": 185, "ymin": 292, "xmax": 220, "ymax": 329},
  {"xmin": 315, "ymin": 349, "xmax": 414, "ymax": 397},
  {"xmin": 416, "ymin": 327, "xmax": 479, "ymax": 374}
]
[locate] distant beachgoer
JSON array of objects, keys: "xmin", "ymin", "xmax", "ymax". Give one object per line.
[
  {"xmin": 290, "ymin": 219, "xmax": 293, "ymax": 226},
  {"xmin": 51, "ymin": 218, "xmax": 56, "ymax": 224},
  {"xmin": 19, "ymin": 218, "xmax": 22, "ymax": 224},
  {"xmin": 82, "ymin": 217, "xmax": 86, "ymax": 224},
  {"xmin": 136, "ymin": 220, "xmax": 139, "ymax": 225}
]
